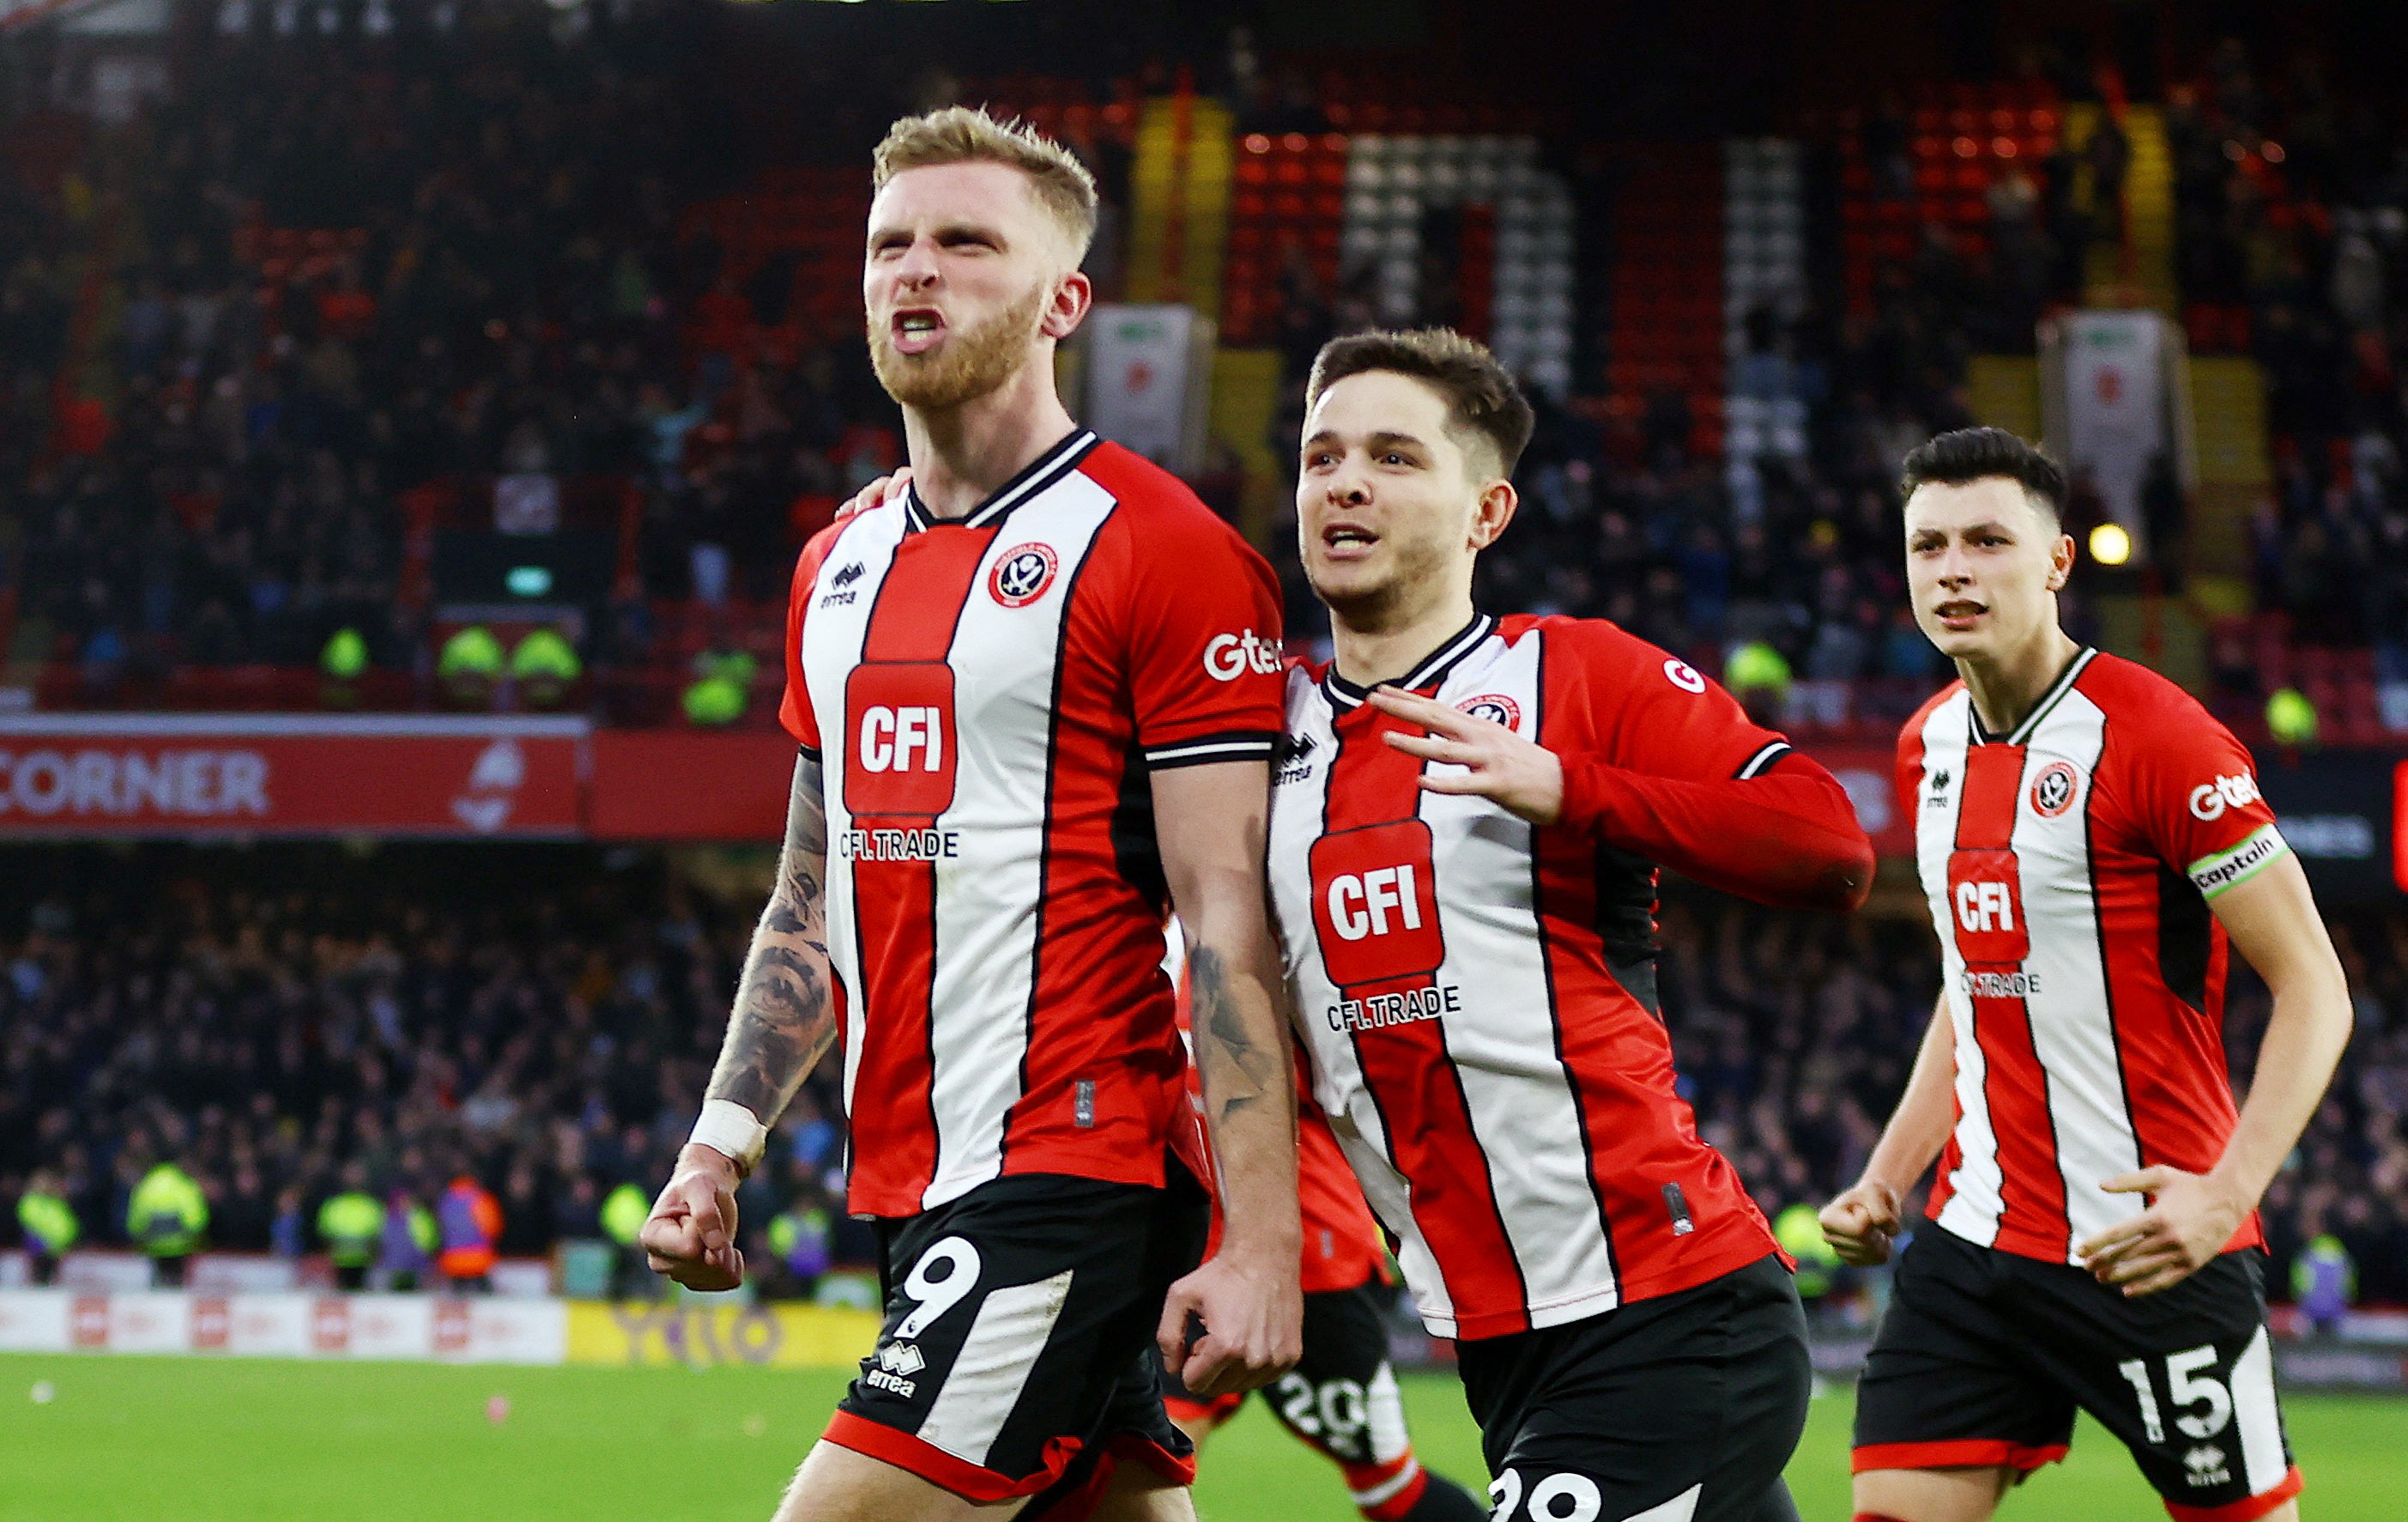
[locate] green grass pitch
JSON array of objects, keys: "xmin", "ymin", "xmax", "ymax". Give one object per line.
[{"xmin": 1, "ymin": 1355, "xmax": 2399, "ymax": 1519}]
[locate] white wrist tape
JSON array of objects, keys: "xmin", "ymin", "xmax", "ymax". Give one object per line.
[{"xmin": 688, "ymin": 1100, "xmax": 769, "ymax": 1176}]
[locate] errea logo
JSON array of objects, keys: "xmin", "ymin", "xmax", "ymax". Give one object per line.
[
  {"xmin": 1205, "ymin": 629, "xmax": 1282, "ymax": 681},
  {"xmin": 2188, "ymin": 772, "xmax": 2262, "ymax": 822},
  {"xmin": 1662, "ymin": 658, "xmax": 1707, "ymax": 694}
]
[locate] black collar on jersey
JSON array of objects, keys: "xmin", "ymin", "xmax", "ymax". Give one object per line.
[
  {"xmin": 1969, "ymin": 645, "xmax": 2097, "ymax": 747},
  {"xmin": 902, "ymin": 428, "xmax": 1099, "ymax": 534},
  {"xmin": 1322, "ymin": 612, "xmax": 1496, "ymax": 712}
]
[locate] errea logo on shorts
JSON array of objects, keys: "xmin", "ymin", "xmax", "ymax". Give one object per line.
[
  {"xmin": 2188, "ymin": 772, "xmax": 2262, "ymax": 822},
  {"xmin": 1204, "ymin": 629, "xmax": 1283, "ymax": 681}
]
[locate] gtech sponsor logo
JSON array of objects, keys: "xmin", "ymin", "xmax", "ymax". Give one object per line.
[
  {"xmin": 2188, "ymin": 772, "xmax": 2262, "ymax": 822},
  {"xmin": 1204, "ymin": 629, "xmax": 1283, "ymax": 681}
]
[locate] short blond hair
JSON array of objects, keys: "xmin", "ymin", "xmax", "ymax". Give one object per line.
[{"xmin": 872, "ymin": 106, "xmax": 1098, "ymax": 259}]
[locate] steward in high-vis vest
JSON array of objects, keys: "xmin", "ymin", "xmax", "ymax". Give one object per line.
[
  {"xmin": 601, "ymin": 1181, "xmax": 650, "ymax": 1300},
  {"xmin": 318, "ymin": 1165, "xmax": 386, "ymax": 1292},
  {"xmin": 127, "ymin": 1161, "xmax": 209, "ymax": 1288},
  {"xmin": 17, "ymin": 1169, "xmax": 78, "ymax": 1285}
]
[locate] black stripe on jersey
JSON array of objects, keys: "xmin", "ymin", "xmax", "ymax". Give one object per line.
[
  {"xmin": 798, "ymin": 743, "xmax": 822, "ymax": 763},
  {"xmin": 997, "ymin": 524, "xmax": 1106, "ymax": 1177},
  {"xmin": 2155, "ymin": 864, "xmax": 2213, "ymax": 1011},
  {"xmin": 1733, "ymin": 741, "xmax": 1792, "ymax": 779},
  {"xmin": 1526, "ymin": 635, "xmax": 1624, "ymax": 1295},
  {"xmin": 901, "ymin": 430, "xmax": 1099, "ymax": 534},
  {"xmin": 1321, "ymin": 613, "xmax": 1496, "ymax": 711},
  {"xmin": 1144, "ymin": 731, "xmax": 1281, "ymax": 769}
]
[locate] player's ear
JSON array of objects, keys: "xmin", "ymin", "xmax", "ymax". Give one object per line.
[
  {"xmin": 1469, "ymin": 476, "xmax": 1518, "ymax": 551},
  {"xmin": 1040, "ymin": 266, "xmax": 1092, "ymax": 342},
  {"xmin": 2046, "ymin": 530, "xmax": 2076, "ymax": 591}
]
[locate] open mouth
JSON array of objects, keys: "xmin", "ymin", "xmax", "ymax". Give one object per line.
[
  {"xmin": 1933, "ymin": 598, "xmax": 1987, "ymax": 630},
  {"xmin": 1320, "ymin": 523, "xmax": 1379, "ymax": 561},
  {"xmin": 890, "ymin": 309, "xmax": 946, "ymax": 355}
]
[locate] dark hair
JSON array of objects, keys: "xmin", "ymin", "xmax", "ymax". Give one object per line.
[
  {"xmin": 1304, "ymin": 327, "xmax": 1535, "ymax": 477},
  {"xmin": 1897, "ymin": 427, "xmax": 2066, "ymax": 525}
]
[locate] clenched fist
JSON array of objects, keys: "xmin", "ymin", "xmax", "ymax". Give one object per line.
[{"xmin": 640, "ymin": 1143, "xmax": 746, "ymax": 1292}]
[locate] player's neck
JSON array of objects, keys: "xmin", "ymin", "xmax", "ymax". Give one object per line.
[
  {"xmin": 1957, "ymin": 624, "xmax": 2083, "ymax": 738},
  {"xmin": 902, "ymin": 358, "xmax": 1080, "ymax": 520},
  {"xmin": 1329, "ymin": 587, "xmax": 1479, "ymax": 691}
]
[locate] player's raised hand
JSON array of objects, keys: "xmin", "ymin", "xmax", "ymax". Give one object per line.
[
  {"xmin": 834, "ymin": 467, "xmax": 911, "ymax": 521},
  {"xmin": 1368, "ymin": 686, "xmax": 1564, "ymax": 824},
  {"xmin": 2077, "ymin": 1166, "xmax": 2248, "ymax": 1297},
  {"xmin": 640, "ymin": 1143, "xmax": 746, "ymax": 1292},
  {"xmin": 1157, "ymin": 1249, "xmax": 1302, "ymax": 1399},
  {"xmin": 1818, "ymin": 1179, "xmax": 1903, "ymax": 1266}
]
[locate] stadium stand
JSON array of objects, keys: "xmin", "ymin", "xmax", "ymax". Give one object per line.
[{"xmin": 2, "ymin": 4, "xmax": 2405, "ymax": 1324}]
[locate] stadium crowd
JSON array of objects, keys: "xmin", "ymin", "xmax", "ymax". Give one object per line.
[
  {"xmin": 3, "ymin": 846, "xmax": 2405, "ymax": 1306},
  {"xmin": 8, "ymin": 26, "xmax": 2405, "ymax": 717}
]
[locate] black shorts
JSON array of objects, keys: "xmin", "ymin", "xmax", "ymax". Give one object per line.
[
  {"xmin": 826, "ymin": 1166, "xmax": 1209, "ymax": 1507},
  {"xmin": 1458, "ymin": 1255, "xmax": 1809, "ymax": 1522},
  {"xmin": 1164, "ymin": 1277, "xmax": 1415, "ymax": 1473},
  {"xmin": 1854, "ymin": 1224, "xmax": 2302, "ymax": 1521}
]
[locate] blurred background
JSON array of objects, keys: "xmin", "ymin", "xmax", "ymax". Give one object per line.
[{"xmin": 1, "ymin": 1, "xmax": 2405, "ymax": 1516}]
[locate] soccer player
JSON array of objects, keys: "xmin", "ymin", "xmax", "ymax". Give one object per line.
[
  {"xmin": 640, "ymin": 108, "xmax": 1303, "ymax": 1522},
  {"xmin": 1272, "ymin": 328, "xmax": 1876, "ymax": 1522},
  {"xmin": 1819, "ymin": 427, "xmax": 2352, "ymax": 1522},
  {"xmin": 1160, "ymin": 935, "xmax": 1490, "ymax": 1522}
]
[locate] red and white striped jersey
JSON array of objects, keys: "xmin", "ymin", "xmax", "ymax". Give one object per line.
[
  {"xmin": 1270, "ymin": 613, "xmax": 1785, "ymax": 1339},
  {"xmin": 777, "ymin": 430, "xmax": 1285, "ymax": 1219},
  {"xmin": 1903, "ymin": 648, "xmax": 2290, "ymax": 1264}
]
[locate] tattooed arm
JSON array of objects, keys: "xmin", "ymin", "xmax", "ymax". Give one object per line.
[
  {"xmin": 641, "ymin": 756, "xmax": 834, "ymax": 1291},
  {"xmin": 1150, "ymin": 759, "xmax": 1303, "ymax": 1398}
]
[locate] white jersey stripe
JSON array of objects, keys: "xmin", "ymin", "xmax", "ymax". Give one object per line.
[
  {"xmin": 921, "ymin": 476, "xmax": 1120, "ymax": 1209},
  {"xmin": 2010, "ymin": 689, "xmax": 2139, "ymax": 1257},
  {"xmin": 1918, "ymin": 690, "xmax": 2007, "ymax": 1247},
  {"xmin": 802, "ymin": 508, "xmax": 915, "ymax": 1125},
  {"xmin": 1424, "ymin": 634, "xmax": 1624, "ymax": 1327}
]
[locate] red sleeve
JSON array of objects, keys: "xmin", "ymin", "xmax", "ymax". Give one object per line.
[
  {"xmin": 1542, "ymin": 620, "xmax": 1874, "ymax": 912},
  {"xmin": 776, "ymin": 525, "xmax": 846, "ymax": 754},
  {"xmin": 2108, "ymin": 688, "xmax": 2289, "ymax": 900},
  {"xmin": 1118, "ymin": 505, "xmax": 1286, "ymax": 771}
]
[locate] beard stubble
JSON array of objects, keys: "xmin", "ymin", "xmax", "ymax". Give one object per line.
[{"xmin": 868, "ymin": 282, "xmax": 1050, "ymax": 412}]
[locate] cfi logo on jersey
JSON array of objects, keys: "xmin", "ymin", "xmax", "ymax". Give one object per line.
[
  {"xmin": 2028, "ymin": 760, "xmax": 2081, "ymax": 818},
  {"xmin": 2188, "ymin": 771, "xmax": 2261, "ymax": 822},
  {"xmin": 1456, "ymin": 694, "xmax": 1522, "ymax": 728},
  {"xmin": 988, "ymin": 543, "xmax": 1059, "ymax": 608}
]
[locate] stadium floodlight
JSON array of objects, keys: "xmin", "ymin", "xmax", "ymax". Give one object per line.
[{"xmin": 2088, "ymin": 522, "xmax": 2133, "ymax": 566}]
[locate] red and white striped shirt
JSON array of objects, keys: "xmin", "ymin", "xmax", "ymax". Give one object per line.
[
  {"xmin": 1272, "ymin": 613, "xmax": 1870, "ymax": 1338},
  {"xmin": 778, "ymin": 430, "xmax": 1285, "ymax": 1218},
  {"xmin": 1903, "ymin": 648, "xmax": 2289, "ymax": 1263}
]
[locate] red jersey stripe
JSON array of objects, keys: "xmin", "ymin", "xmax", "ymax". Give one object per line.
[
  {"xmin": 1952, "ymin": 743, "xmax": 2071, "ymax": 1251},
  {"xmin": 1321, "ymin": 705, "xmax": 1531, "ymax": 1330},
  {"xmin": 849, "ymin": 528, "xmax": 992, "ymax": 1206}
]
